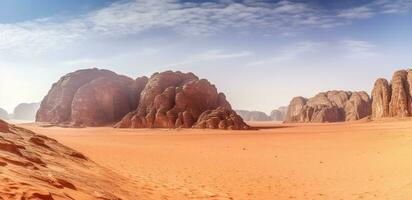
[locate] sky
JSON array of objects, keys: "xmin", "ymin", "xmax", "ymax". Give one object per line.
[{"xmin": 0, "ymin": 0, "xmax": 411, "ymax": 114}]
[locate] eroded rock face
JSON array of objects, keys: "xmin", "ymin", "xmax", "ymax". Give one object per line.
[
  {"xmin": 285, "ymin": 97, "xmax": 307, "ymax": 122},
  {"xmin": 371, "ymin": 69, "xmax": 412, "ymax": 119},
  {"xmin": 13, "ymin": 103, "xmax": 40, "ymax": 121},
  {"xmin": 36, "ymin": 68, "xmax": 147, "ymax": 126},
  {"xmin": 235, "ymin": 110, "xmax": 271, "ymax": 121},
  {"xmin": 0, "ymin": 120, "xmax": 137, "ymax": 199},
  {"xmin": 389, "ymin": 70, "xmax": 410, "ymax": 117},
  {"xmin": 371, "ymin": 78, "xmax": 391, "ymax": 118},
  {"xmin": 286, "ymin": 91, "xmax": 371, "ymax": 123},
  {"xmin": 270, "ymin": 106, "xmax": 288, "ymax": 121},
  {"xmin": 71, "ymin": 76, "xmax": 147, "ymax": 126},
  {"xmin": 116, "ymin": 71, "xmax": 249, "ymax": 130}
]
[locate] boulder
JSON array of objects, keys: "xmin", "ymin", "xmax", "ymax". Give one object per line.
[
  {"xmin": 116, "ymin": 71, "xmax": 249, "ymax": 130},
  {"xmin": 36, "ymin": 68, "xmax": 147, "ymax": 126},
  {"xmin": 286, "ymin": 91, "xmax": 371, "ymax": 123},
  {"xmin": 12, "ymin": 103, "xmax": 40, "ymax": 121},
  {"xmin": 235, "ymin": 110, "xmax": 271, "ymax": 121}
]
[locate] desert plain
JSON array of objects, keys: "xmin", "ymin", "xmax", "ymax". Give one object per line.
[{"xmin": 17, "ymin": 119, "xmax": 412, "ymax": 200}]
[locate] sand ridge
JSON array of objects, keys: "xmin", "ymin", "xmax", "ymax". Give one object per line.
[{"xmin": 0, "ymin": 120, "xmax": 143, "ymax": 200}]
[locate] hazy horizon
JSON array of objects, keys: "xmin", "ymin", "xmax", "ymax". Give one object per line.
[{"xmin": 0, "ymin": 0, "xmax": 411, "ymax": 113}]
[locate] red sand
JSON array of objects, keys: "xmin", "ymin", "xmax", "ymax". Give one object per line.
[{"xmin": 21, "ymin": 119, "xmax": 412, "ymax": 200}]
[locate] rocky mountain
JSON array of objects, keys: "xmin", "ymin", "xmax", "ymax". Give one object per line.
[
  {"xmin": 286, "ymin": 91, "xmax": 372, "ymax": 123},
  {"xmin": 0, "ymin": 120, "xmax": 138, "ymax": 199},
  {"xmin": 235, "ymin": 110, "xmax": 271, "ymax": 121},
  {"xmin": 36, "ymin": 68, "xmax": 146, "ymax": 127},
  {"xmin": 270, "ymin": 106, "xmax": 288, "ymax": 121},
  {"xmin": 372, "ymin": 69, "xmax": 412, "ymax": 118},
  {"xmin": 0, "ymin": 108, "xmax": 9, "ymax": 120},
  {"xmin": 116, "ymin": 71, "xmax": 249, "ymax": 130},
  {"xmin": 37, "ymin": 68, "xmax": 248, "ymax": 130},
  {"xmin": 12, "ymin": 103, "xmax": 40, "ymax": 121}
]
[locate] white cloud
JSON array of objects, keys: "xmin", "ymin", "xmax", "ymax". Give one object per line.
[
  {"xmin": 375, "ymin": 0, "xmax": 412, "ymax": 14},
  {"xmin": 0, "ymin": 0, "xmax": 356, "ymax": 55},
  {"xmin": 337, "ymin": 0, "xmax": 412, "ymax": 20},
  {"xmin": 338, "ymin": 7, "xmax": 374, "ymax": 19},
  {"xmin": 341, "ymin": 39, "xmax": 378, "ymax": 58},
  {"xmin": 0, "ymin": 0, "xmax": 409, "ymax": 57},
  {"xmin": 170, "ymin": 49, "xmax": 253, "ymax": 66},
  {"xmin": 247, "ymin": 41, "xmax": 322, "ymax": 66}
]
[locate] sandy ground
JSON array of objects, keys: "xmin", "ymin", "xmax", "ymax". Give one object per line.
[{"xmin": 20, "ymin": 119, "xmax": 412, "ymax": 200}]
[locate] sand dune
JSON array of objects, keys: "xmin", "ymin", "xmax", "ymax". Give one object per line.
[
  {"xmin": 0, "ymin": 120, "xmax": 140, "ymax": 200},
  {"xmin": 20, "ymin": 119, "xmax": 412, "ymax": 200}
]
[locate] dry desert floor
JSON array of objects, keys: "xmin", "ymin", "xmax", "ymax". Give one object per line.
[{"xmin": 20, "ymin": 119, "xmax": 412, "ymax": 200}]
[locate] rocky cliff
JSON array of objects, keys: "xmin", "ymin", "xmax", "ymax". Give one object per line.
[
  {"xmin": 371, "ymin": 69, "xmax": 412, "ymax": 118},
  {"xmin": 286, "ymin": 91, "xmax": 371, "ymax": 123}
]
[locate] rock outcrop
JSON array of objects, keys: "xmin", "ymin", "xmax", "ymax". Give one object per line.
[
  {"xmin": 270, "ymin": 106, "xmax": 288, "ymax": 121},
  {"xmin": 286, "ymin": 91, "xmax": 372, "ymax": 123},
  {"xmin": 371, "ymin": 78, "xmax": 391, "ymax": 118},
  {"xmin": 235, "ymin": 110, "xmax": 271, "ymax": 121},
  {"xmin": 116, "ymin": 71, "xmax": 249, "ymax": 130},
  {"xmin": 0, "ymin": 120, "xmax": 138, "ymax": 199},
  {"xmin": 12, "ymin": 103, "xmax": 40, "ymax": 121},
  {"xmin": 36, "ymin": 68, "xmax": 147, "ymax": 127},
  {"xmin": 371, "ymin": 69, "xmax": 412, "ymax": 119},
  {"xmin": 0, "ymin": 108, "xmax": 9, "ymax": 120},
  {"xmin": 37, "ymin": 69, "xmax": 248, "ymax": 130}
]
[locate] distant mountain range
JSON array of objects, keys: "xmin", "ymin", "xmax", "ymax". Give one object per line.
[
  {"xmin": 0, "ymin": 102, "xmax": 40, "ymax": 121},
  {"xmin": 235, "ymin": 107, "xmax": 288, "ymax": 122}
]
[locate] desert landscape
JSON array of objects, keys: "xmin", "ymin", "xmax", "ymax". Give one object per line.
[
  {"xmin": 1, "ymin": 0, "xmax": 412, "ymax": 199},
  {"xmin": 0, "ymin": 68, "xmax": 410, "ymax": 199}
]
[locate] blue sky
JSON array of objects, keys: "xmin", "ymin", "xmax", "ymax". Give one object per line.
[{"xmin": 0, "ymin": 0, "xmax": 411, "ymax": 113}]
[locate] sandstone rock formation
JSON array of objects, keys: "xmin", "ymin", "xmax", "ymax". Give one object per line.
[
  {"xmin": 0, "ymin": 120, "xmax": 138, "ymax": 199},
  {"xmin": 286, "ymin": 91, "xmax": 371, "ymax": 123},
  {"xmin": 0, "ymin": 108, "xmax": 9, "ymax": 120},
  {"xmin": 12, "ymin": 103, "xmax": 40, "ymax": 121},
  {"xmin": 36, "ymin": 68, "xmax": 147, "ymax": 127},
  {"xmin": 371, "ymin": 69, "xmax": 412, "ymax": 119},
  {"xmin": 37, "ymin": 69, "xmax": 247, "ymax": 130},
  {"xmin": 270, "ymin": 106, "xmax": 288, "ymax": 121},
  {"xmin": 235, "ymin": 110, "xmax": 271, "ymax": 121},
  {"xmin": 115, "ymin": 71, "xmax": 249, "ymax": 130},
  {"xmin": 371, "ymin": 78, "xmax": 391, "ymax": 118}
]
